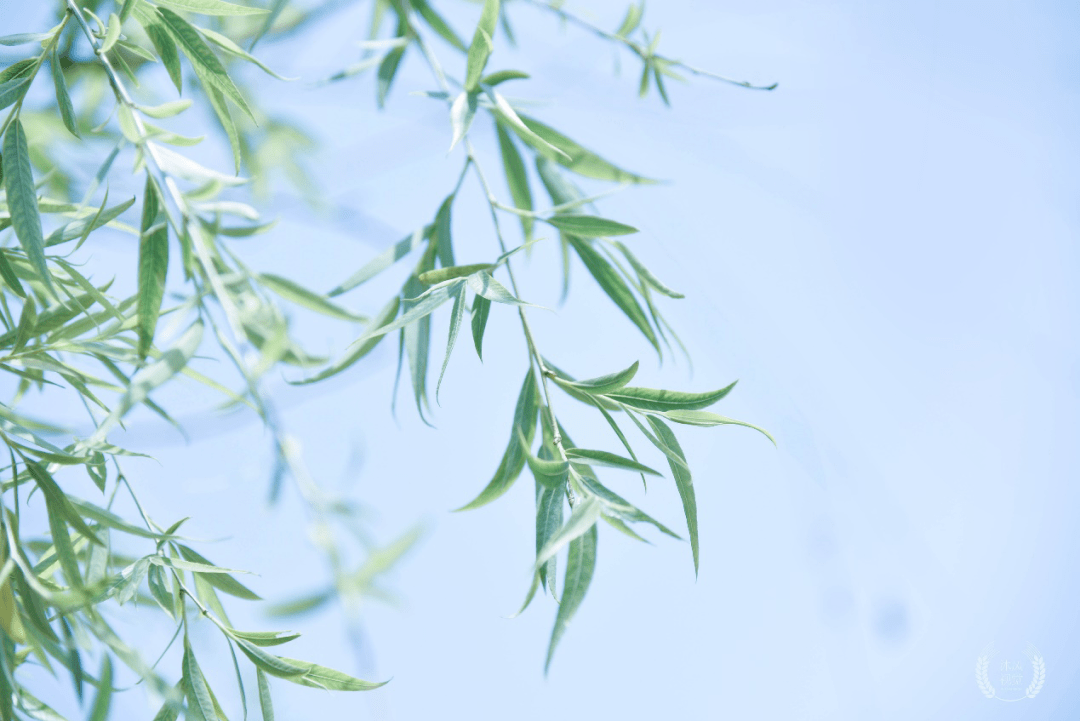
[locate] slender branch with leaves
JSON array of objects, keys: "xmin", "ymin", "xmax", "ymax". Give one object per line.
[{"xmin": 0, "ymin": 0, "xmax": 774, "ymax": 716}]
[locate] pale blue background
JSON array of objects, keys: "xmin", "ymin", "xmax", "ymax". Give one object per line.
[{"xmin": 6, "ymin": 0, "xmax": 1080, "ymax": 718}]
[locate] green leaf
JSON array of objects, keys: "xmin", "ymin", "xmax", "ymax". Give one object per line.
[
  {"xmin": 349, "ymin": 279, "xmax": 462, "ymax": 345},
  {"xmin": 413, "ymin": 0, "xmax": 467, "ymax": 51},
  {"xmin": 137, "ymin": 99, "xmax": 193, "ymax": 118},
  {"xmin": 258, "ymin": 274, "xmax": 365, "ymax": 322},
  {"xmin": 486, "ymin": 89, "xmax": 568, "ymax": 160},
  {"xmin": 614, "ymin": 240, "xmax": 684, "ymax": 298},
  {"xmin": 157, "ymin": 0, "xmax": 269, "ymax": 16},
  {"xmin": 0, "ymin": 33, "xmax": 51, "ymax": 46},
  {"xmin": 153, "ymin": 7, "xmax": 255, "ymax": 121},
  {"xmin": 3, "ymin": 120, "xmax": 52, "ymax": 293},
  {"xmin": 177, "ymin": 545, "xmax": 261, "ymax": 599},
  {"xmin": 290, "ymin": 296, "xmax": 399, "ymax": 385},
  {"xmin": 470, "ymin": 295, "xmax": 490, "ymax": 360},
  {"xmin": 0, "ymin": 76, "xmax": 30, "ymax": 112},
  {"xmin": 565, "ymin": 448, "xmax": 660, "ymax": 476},
  {"xmin": 119, "ymin": 0, "xmax": 140, "ymax": 23},
  {"xmin": 436, "ymin": 281, "xmax": 467, "ymax": 398},
  {"xmin": 44, "ymin": 494, "xmax": 82, "ymax": 588},
  {"xmin": 88, "ymin": 320, "xmax": 204, "ymax": 444},
  {"xmin": 535, "ymin": 495, "xmax": 600, "ymax": 568},
  {"xmin": 545, "ymin": 523, "xmax": 597, "ymax": 673},
  {"xmin": 513, "ymin": 113, "xmax": 655, "ymax": 184},
  {"xmin": 575, "ymin": 473, "xmax": 680, "ymax": 538},
  {"xmin": 496, "ymin": 123, "xmax": 533, "ymax": 241},
  {"xmin": 566, "ymin": 236, "xmax": 657, "ymax": 350},
  {"xmin": 456, "ymin": 369, "xmax": 539, "ymax": 510},
  {"xmin": 376, "ymin": 42, "xmax": 406, "ymax": 108},
  {"xmin": 51, "ymin": 47, "xmax": 79, "ymax": 138},
  {"xmin": 235, "ymin": 639, "xmax": 310, "ymax": 678},
  {"xmin": 202, "ymin": 83, "xmax": 242, "ymax": 172},
  {"xmin": 604, "ymin": 381, "xmax": 737, "ymax": 412},
  {"xmin": 466, "ymin": 271, "xmax": 529, "ymax": 306},
  {"xmin": 25, "ymin": 460, "xmax": 101, "ymax": 543},
  {"xmin": 0, "ymin": 251, "xmax": 26, "ymax": 298},
  {"xmin": 535, "ymin": 480, "xmax": 563, "ymax": 593},
  {"xmin": 136, "ymin": 9, "xmax": 182, "ymax": 94},
  {"xmin": 182, "ymin": 637, "xmax": 217, "ymax": 721},
  {"xmin": 101, "ymin": 14, "xmax": 122, "ymax": 54},
  {"xmin": 615, "ymin": 2, "xmax": 644, "ymax": 37},
  {"xmin": 434, "ymin": 194, "xmax": 455, "ymax": 268},
  {"xmin": 281, "ymin": 660, "xmax": 387, "ymax": 691},
  {"xmin": 257, "ymin": 669, "xmax": 274, "ymax": 721},
  {"xmin": 660, "ymin": 409, "xmax": 775, "ymax": 445},
  {"xmin": 519, "ymin": 428, "xmax": 570, "ymax": 489},
  {"xmin": 418, "ymin": 263, "xmax": 492, "ymax": 286},
  {"xmin": 403, "ymin": 273, "xmax": 434, "ymax": 421},
  {"xmin": 147, "ymin": 564, "xmax": 174, "ymax": 617},
  {"xmin": 88, "ymin": 655, "xmax": 112, "ymax": 721},
  {"xmin": 229, "ymin": 629, "xmax": 300, "ymax": 647},
  {"xmin": 464, "ymin": 0, "xmax": 500, "ymax": 91},
  {"xmin": 545, "ymin": 214, "xmax": 638, "ymax": 238},
  {"xmin": 197, "ymin": 25, "xmax": 292, "ymax": 81},
  {"xmin": 328, "ymin": 226, "xmax": 429, "ymax": 296},
  {"xmin": 552, "ymin": 360, "xmax": 638, "ymax": 395},
  {"xmin": 646, "ymin": 416, "xmax": 699, "ymax": 574},
  {"xmin": 449, "ymin": 91, "xmax": 478, "ymax": 152},
  {"xmin": 137, "ymin": 177, "xmax": 169, "ymax": 360},
  {"xmin": 481, "ymin": 69, "xmax": 529, "ymax": 86}
]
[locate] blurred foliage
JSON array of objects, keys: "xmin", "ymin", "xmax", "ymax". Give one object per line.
[{"xmin": 0, "ymin": 0, "xmax": 773, "ymax": 717}]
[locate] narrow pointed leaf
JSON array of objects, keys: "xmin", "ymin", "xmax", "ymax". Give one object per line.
[
  {"xmin": 456, "ymin": 370, "xmax": 539, "ymax": 510},
  {"xmin": 545, "ymin": 523, "xmax": 597, "ymax": 672},
  {"xmin": 496, "ymin": 123, "xmax": 534, "ymax": 240},
  {"xmin": 3, "ymin": 120, "xmax": 52, "ymax": 293},
  {"xmin": 291, "ymin": 296, "xmax": 399, "ymax": 385},
  {"xmin": 566, "ymin": 236, "xmax": 656, "ymax": 349},
  {"xmin": 88, "ymin": 656, "xmax": 112, "ymax": 721},
  {"xmin": 51, "ymin": 47, "xmax": 79, "ymax": 138},
  {"xmin": 552, "ymin": 361, "xmax": 638, "ymax": 395},
  {"xmin": 604, "ymin": 381, "xmax": 737, "ymax": 412},
  {"xmin": 177, "ymin": 545, "xmax": 261, "ymax": 599},
  {"xmin": 466, "ymin": 271, "xmax": 529, "ymax": 306},
  {"xmin": 137, "ymin": 177, "xmax": 169, "ymax": 359},
  {"xmin": 514, "ymin": 113, "xmax": 655, "ymax": 184},
  {"xmin": 436, "ymin": 282, "xmax": 467, "ymax": 398},
  {"xmin": 464, "ymin": 0, "xmax": 499, "ymax": 91},
  {"xmin": 535, "ymin": 495, "xmax": 600, "ymax": 568},
  {"xmin": 660, "ymin": 409, "xmax": 776, "ymax": 444},
  {"xmin": 545, "ymin": 214, "xmax": 638, "ymax": 238},
  {"xmin": 418, "ymin": 263, "xmax": 491, "ymax": 286},
  {"xmin": 158, "ymin": 0, "xmax": 268, "ymax": 15},
  {"xmin": 614, "ymin": 240, "xmax": 684, "ymax": 298},
  {"xmin": 565, "ymin": 448, "xmax": 660, "ymax": 476},
  {"xmin": 470, "ymin": 295, "xmax": 490, "ymax": 360},
  {"xmin": 328, "ymin": 226, "xmax": 429, "ymax": 296},
  {"xmin": 259, "ymin": 274, "xmax": 365, "ymax": 322},
  {"xmin": 449, "ymin": 91, "xmax": 477, "ymax": 152},
  {"xmin": 646, "ymin": 416, "xmax": 698, "ymax": 574},
  {"xmin": 257, "ymin": 670, "xmax": 274, "ymax": 721},
  {"xmin": 154, "ymin": 7, "xmax": 255, "ymax": 121}
]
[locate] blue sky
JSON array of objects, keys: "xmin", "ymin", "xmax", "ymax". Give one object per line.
[{"xmin": 8, "ymin": 0, "xmax": 1080, "ymax": 718}]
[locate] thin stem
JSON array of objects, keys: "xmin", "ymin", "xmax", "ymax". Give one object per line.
[
  {"xmin": 67, "ymin": 0, "xmax": 246, "ymax": 340},
  {"xmin": 520, "ymin": 0, "xmax": 778, "ymax": 91}
]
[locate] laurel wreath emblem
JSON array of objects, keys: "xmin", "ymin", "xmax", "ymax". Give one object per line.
[
  {"xmin": 975, "ymin": 647, "xmax": 996, "ymax": 699},
  {"xmin": 1025, "ymin": 644, "xmax": 1046, "ymax": 699},
  {"xmin": 975, "ymin": 643, "xmax": 1045, "ymax": 701}
]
